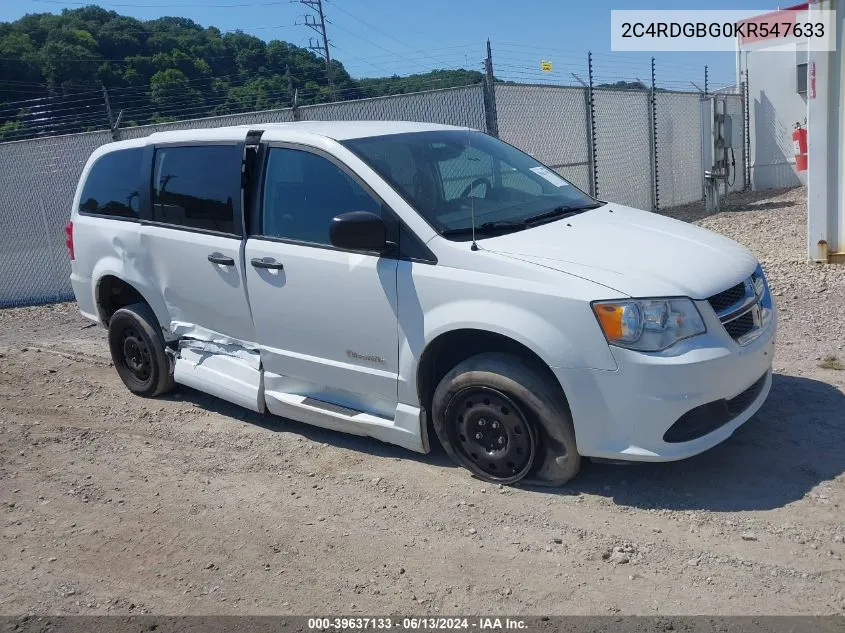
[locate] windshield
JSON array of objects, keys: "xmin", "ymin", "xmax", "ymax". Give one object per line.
[{"xmin": 342, "ymin": 130, "xmax": 601, "ymax": 240}]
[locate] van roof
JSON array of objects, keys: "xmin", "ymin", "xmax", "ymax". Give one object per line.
[{"xmin": 102, "ymin": 120, "xmax": 473, "ymax": 152}]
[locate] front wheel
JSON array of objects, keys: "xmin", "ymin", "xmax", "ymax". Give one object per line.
[
  {"xmin": 431, "ymin": 353, "xmax": 580, "ymax": 486},
  {"xmin": 108, "ymin": 302, "xmax": 174, "ymax": 398}
]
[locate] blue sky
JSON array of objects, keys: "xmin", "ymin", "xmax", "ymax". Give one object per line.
[{"xmin": 1, "ymin": 0, "xmax": 782, "ymax": 89}]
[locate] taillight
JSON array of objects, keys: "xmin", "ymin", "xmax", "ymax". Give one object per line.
[{"xmin": 65, "ymin": 222, "xmax": 74, "ymax": 260}]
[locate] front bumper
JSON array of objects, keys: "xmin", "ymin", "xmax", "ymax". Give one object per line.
[{"xmin": 555, "ymin": 299, "xmax": 777, "ymax": 462}]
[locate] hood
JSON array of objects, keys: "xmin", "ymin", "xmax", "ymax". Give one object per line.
[{"xmin": 480, "ymin": 203, "xmax": 758, "ymax": 299}]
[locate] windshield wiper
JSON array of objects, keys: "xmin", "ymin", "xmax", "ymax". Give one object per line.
[
  {"xmin": 440, "ymin": 220, "xmax": 527, "ymax": 237},
  {"xmin": 523, "ymin": 202, "xmax": 606, "ymax": 226},
  {"xmin": 440, "ymin": 202, "xmax": 606, "ymax": 237}
]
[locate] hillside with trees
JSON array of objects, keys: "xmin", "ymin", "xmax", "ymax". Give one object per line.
[{"xmin": 0, "ymin": 6, "xmax": 483, "ymax": 140}]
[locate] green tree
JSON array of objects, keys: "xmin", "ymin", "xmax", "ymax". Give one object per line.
[
  {"xmin": 150, "ymin": 68, "xmax": 202, "ymax": 109},
  {"xmin": 0, "ymin": 5, "xmax": 483, "ymax": 138},
  {"xmin": 0, "ymin": 119, "xmax": 23, "ymax": 141},
  {"xmin": 0, "ymin": 32, "xmax": 42, "ymax": 95}
]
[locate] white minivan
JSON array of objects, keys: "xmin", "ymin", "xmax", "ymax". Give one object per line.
[{"xmin": 67, "ymin": 121, "xmax": 776, "ymax": 485}]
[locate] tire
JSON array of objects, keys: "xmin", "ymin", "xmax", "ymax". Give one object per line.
[
  {"xmin": 431, "ymin": 352, "xmax": 580, "ymax": 486},
  {"xmin": 108, "ymin": 302, "xmax": 174, "ymax": 398}
]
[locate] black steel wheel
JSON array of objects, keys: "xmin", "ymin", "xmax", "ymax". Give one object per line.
[
  {"xmin": 445, "ymin": 386, "xmax": 537, "ymax": 483},
  {"xmin": 432, "ymin": 352, "xmax": 581, "ymax": 487},
  {"xmin": 108, "ymin": 302, "xmax": 173, "ymax": 397},
  {"xmin": 119, "ymin": 326, "xmax": 153, "ymax": 384}
]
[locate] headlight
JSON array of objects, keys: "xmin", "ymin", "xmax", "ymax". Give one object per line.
[{"xmin": 592, "ymin": 298, "xmax": 706, "ymax": 351}]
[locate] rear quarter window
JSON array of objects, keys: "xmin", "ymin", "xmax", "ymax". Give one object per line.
[
  {"xmin": 152, "ymin": 144, "xmax": 241, "ymax": 235},
  {"xmin": 78, "ymin": 147, "xmax": 142, "ymax": 219}
]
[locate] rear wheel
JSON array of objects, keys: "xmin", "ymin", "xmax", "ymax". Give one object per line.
[
  {"xmin": 108, "ymin": 302, "xmax": 173, "ymax": 397},
  {"xmin": 432, "ymin": 353, "xmax": 580, "ymax": 486}
]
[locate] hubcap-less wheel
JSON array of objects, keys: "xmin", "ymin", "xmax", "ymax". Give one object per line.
[
  {"xmin": 108, "ymin": 302, "xmax": 174, "ymax": 398},
  {"xmin": 120, "ymin": 327, "xmax": 152, "ymax": 383},
  {"xmin": 445, "ymin": 386, "xmax": 536, "ymax": 484}
]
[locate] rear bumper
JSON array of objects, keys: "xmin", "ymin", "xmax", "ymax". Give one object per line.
[
  {"xmin": 555, "ymin": 300, "xmax": 777, "ymax": 462},
  {"xmin": 70, "ymin": 272, "xmax": 100, "ymax": 324}
]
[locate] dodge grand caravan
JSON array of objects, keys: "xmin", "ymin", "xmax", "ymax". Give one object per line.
[{"xmin": 68, "ymin": 121, "xmax": 776, "ymax": 485}]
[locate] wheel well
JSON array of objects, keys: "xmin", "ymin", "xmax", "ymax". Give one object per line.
[
  {"xmin": 96, "ymin": 276, "xmax": 147, "ymax": 325},
  {"xmin": 416, "ymin": 329, "xmax": 565, "ymax": 412}
]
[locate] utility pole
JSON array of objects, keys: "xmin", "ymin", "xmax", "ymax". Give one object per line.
[{"xmin": 300, "ymin": 0, "xmax": 334, "ymax": 99}]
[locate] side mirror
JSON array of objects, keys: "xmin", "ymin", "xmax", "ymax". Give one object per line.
[{"xmin": 329, "ymin": 211, "xmax": 389, "ymax": 252}]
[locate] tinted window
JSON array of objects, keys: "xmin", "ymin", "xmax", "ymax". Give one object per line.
[
  {"xmin": 152, "ymin": 145, "xmax": 241, "ymax": 234},
  {"xmin": 79, "ymin": 148, "xmax": 142, "ymax": 218},
  {"xmin": 261, "ymin": 148, "xmax": 381, "ymax": 245}
]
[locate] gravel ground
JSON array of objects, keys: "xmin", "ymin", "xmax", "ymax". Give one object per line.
[{"xmin": 1, "ymin": 186, "xmax": 844, "ymax": 616}]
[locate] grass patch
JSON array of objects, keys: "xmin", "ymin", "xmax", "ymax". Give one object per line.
[{"xmin": 819, "ymin": 355, "xmax": 845, "ymax": 371}]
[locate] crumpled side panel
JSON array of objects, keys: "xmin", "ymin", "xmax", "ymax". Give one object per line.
[
  {"xmin": 177, "ymin": 338, "xmax": 261, "ymax": 371},
  {"xmin": 170, "ymin": 321, "xmax": 259, "ymax": 350}
]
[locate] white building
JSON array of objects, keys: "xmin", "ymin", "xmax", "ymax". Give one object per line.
[
  {"xmin": 737, "ymin": 0, "xmax": 844, "ymax": 262},
  {"xmin": 737, "ymin": 3, "xmax": 812, "ymax": 189}
]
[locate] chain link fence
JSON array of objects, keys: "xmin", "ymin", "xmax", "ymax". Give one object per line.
[
  {"xmin": 655, "ymin": 92, "xmax": 705, "ymax": 208},
  {"xmin": 0, "ymin": 130, "xmax": 114, "ymax": 307},
  {"xmin": 0, "ymin": 85, "xmax": 486, "ymax": 307},
  {"xmin": 299, "ymin": 84, "xmax": 487, "ymax": 130},
  {"xmin": 0, "ymin": 81, "xmax": 744, "ymax": 308},
  {"xmin": 495, "ymin": 84, "xmax": 591, "ymax": 193},
  {"xmin": 116, "ymin": 106, "xmax": 296, "ymax": 140},
  {"xmin": 591, "ymin": 88, "xmax": 654, "ymax": 211},
  {"xmin": 494, "ymin": 85, "xmax": 732, "ymax": 211}
]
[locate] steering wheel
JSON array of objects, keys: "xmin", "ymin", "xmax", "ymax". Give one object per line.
[{"xmin": 460, "ymin": 177, "xmax": 492, "ymax": 199}]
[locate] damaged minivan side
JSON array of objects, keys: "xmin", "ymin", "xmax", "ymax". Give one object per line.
[{"xmin": 68, "ymin": 121, "xmax": 776, "ymax": 486}]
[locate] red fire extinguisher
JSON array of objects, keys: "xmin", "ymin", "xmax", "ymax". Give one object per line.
[{"xmin": 793, "ymin": 122, "xmax": 808, "ymax": 172}]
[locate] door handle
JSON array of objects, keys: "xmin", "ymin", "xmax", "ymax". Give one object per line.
[
  {"xmin": 251, "ymin": 257, "xmax": 284, "ymax": 270},
  {"xmin": 207, "ymin": 253, "xmax": 235, "ymax": 266}
]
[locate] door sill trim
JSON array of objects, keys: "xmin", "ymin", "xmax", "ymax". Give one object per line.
[{"xmin": 264, "ymin": 390, "xmax": 426, "ymax": 453}]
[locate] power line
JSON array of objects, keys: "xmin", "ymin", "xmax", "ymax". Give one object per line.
[
  {"xmin": 495, "ymin": 43, "xmax": 729, "ymax": 77},
  {"xmin": 322, "ymin": 0, "xmax": 454, "ymax": 70},
  {"xmin": 363, "ymin": 47, "xmax": 478, "ymax": 61},
  {"xmin": 325, "ymin": 20, "xmax": 430, "ymax": 74},
  {"xmin": 329, "ymin": 44, "xmax": 408, "ymax": 77},
  {"xmin": 31, "ymin": 0, "xmax": 294, "ymax": 7}
]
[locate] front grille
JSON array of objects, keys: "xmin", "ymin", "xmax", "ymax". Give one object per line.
[
  {"xmin": 707, "ymin": 282, "xmax": 746, "ymax": 313},
  {"xmin": 707, "ymin": 270, "xmax": 770, "ymax": 345},
  {"xmin": 663, "ymin": 372, "xmax": 769, "ymax": 443},
  {"xmin": 724, "ymin": 311, "xmax": 755, "ymax": 339}
]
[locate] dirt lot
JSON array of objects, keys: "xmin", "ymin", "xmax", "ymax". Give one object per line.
[{"xmin": 1, "ymin": 186, "xmax": 845, "ymax": 616}]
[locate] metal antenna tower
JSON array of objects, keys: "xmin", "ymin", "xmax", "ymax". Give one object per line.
[{"xmin": 300, "ymin": 0, "xmax": 334, "ymax": 98}]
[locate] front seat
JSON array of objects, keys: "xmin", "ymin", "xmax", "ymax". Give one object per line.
[{"xmin": 412, "ymin": 167, "xmax": 440, "ymax": 216}]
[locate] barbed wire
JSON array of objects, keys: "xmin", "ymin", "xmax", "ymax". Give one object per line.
[{"xmin": 0, "ymin": 77, "xmax": 486, "ymax": 141}]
